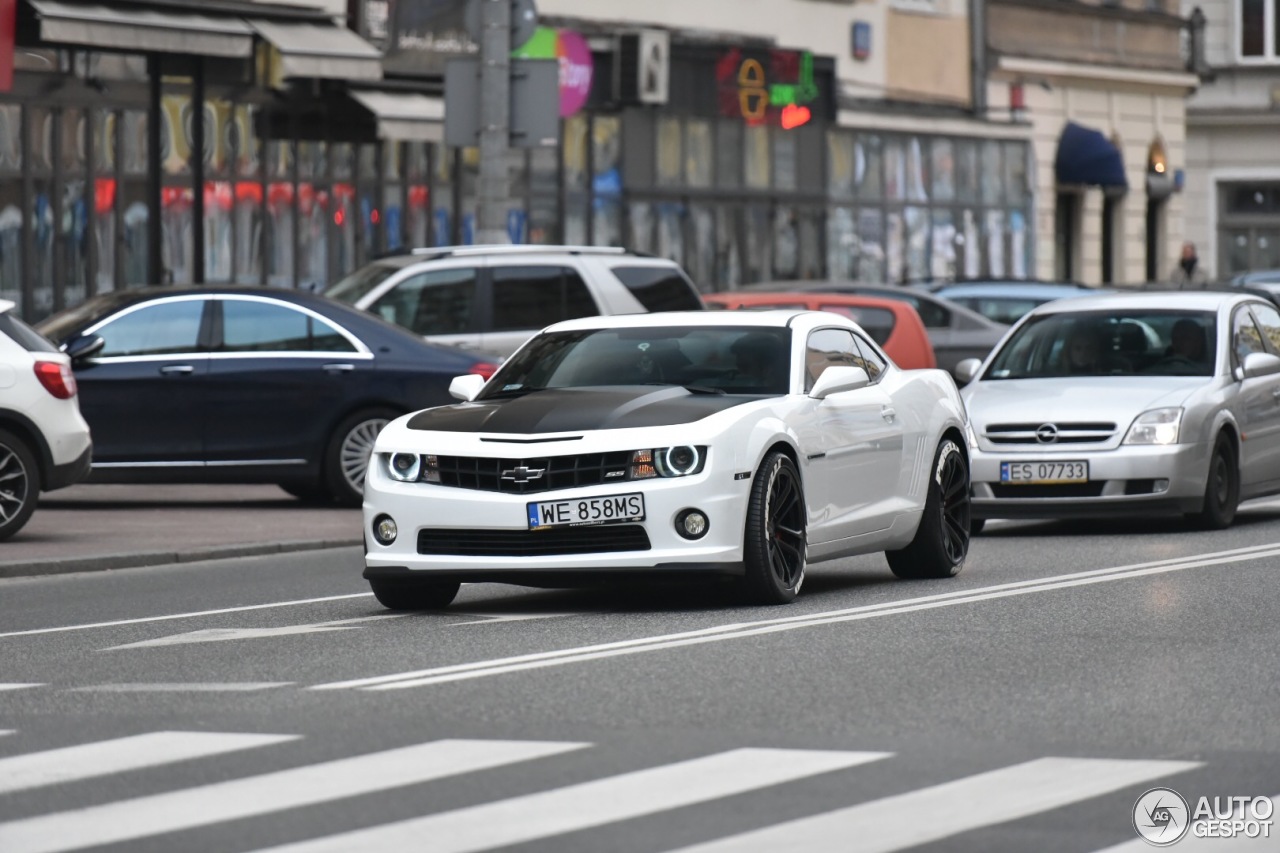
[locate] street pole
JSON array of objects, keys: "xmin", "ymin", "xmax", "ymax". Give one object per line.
[{"xmin": 477, "ymin": 0, "xmax": 511, "ymax": 244}]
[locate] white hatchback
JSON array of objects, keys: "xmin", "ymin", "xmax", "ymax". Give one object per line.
[{"xmin": 0, "ymin": 300, "xmax": 93, "ymax": 540}]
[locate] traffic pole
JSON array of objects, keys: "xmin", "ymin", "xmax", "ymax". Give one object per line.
[{"xmin": 477, "ymin": 0, "xmax": 512, "ymax": 244}]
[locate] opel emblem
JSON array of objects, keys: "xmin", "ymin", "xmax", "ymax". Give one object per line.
[
  {"xmin": 501, "ymin": 465, "xmax": 546, "ymax": 484},
  {"xmin": 1035, "ymin": 424, "xmax": 1059, "ymax": 444}
]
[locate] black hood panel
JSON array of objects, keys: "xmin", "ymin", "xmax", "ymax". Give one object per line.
[{"xmin": 406, "ymin": 387, "xmax": 755, "ymax": 434}]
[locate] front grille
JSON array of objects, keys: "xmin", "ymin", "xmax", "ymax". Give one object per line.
[
  {"xmin": 418, "ymin": 525, "xmax": 652, "ymax": 556},
  {"xmin": 435, "ymin": 451, "xmax": 634, "ymax": 495},
  {"xmin": 990, "ymin": 482, "xmax": 1107, "ymax": 499},
  {"xmin": 984, "ymin": 422, "xmax": 1117, "ymax": 445}
]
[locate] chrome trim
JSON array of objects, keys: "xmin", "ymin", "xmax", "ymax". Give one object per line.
[{"xmin": 91, "ymin": 459, "xmax": 307, "ymax": 468}]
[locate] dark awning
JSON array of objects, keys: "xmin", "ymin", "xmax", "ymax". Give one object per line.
[
  {"xmin": 26, "ymin": 0, "xmax": 254, "ymax": 57},
  {"xmin": 1055, "ymin": 122, "xmax": 1128, "ymax": 189},
  {"xmin": 247, "ymin": 19, "xmax": 382, "ymax": 82},
  {"xmin": 349, "ymin": 91, "xmax": 445, "ymax": 142}
]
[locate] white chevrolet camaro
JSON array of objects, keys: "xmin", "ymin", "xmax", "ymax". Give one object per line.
[{"xmin": 361, "ymin": 310, "xmax": 972, "ymax": 609}]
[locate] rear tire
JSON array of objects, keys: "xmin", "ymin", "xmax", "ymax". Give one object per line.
[
  {"xmin": 887, "ymin": 438, "xmax": 970, "ymax": 579},
  {"xmin": 0, "ymin": 428, "xmax": 39, "ymax": 541},
  {"xmin": 278, "ymin": 482, "xmax": 334, "ymax": 504},
  {"xmin": 369, "ymin": 578, "xmax": 461, "ymax": 611},
  {"xmin": 1192, "ymin": 434, "xmax": 1239, "ymax": 530},
  {"xmin": 970, "ymin": 518, "xmax": 986, "ymax": 536},
  {"xmin": 323, "ymin": 407, "xmax": 400, "ymax": 507},
  {"xmin": 741, "ymin": 451, "xmax": 806, "ymax": 604}
]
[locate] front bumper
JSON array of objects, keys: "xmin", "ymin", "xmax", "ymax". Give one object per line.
[
  {"xmin": 969, "ymin": 440, "xmax": 1211, "ymax": 520},
  {"xmin": 362, "ymin": 459, "xmax": 752, "ymax": 577}
]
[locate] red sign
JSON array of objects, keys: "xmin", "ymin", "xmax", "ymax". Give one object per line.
[
  {"xmin": 716, "ymin": 48, "xmax": 818, "ymax": 129},
  {"xmin": 0, "ymin": 0, "xmax": 15, "ymax": 93}
]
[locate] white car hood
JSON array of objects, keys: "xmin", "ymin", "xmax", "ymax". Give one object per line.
[{"xmin": 962, "ymin": 377, "xmax": 1206, "ymax": 427}]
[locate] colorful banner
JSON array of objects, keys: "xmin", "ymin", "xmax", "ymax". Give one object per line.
[{"xmin": 513, "ymin": 27, "xmax": 594, "ymax": 118}]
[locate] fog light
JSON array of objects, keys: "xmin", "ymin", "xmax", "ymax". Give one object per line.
[
  {"xmin": 373, "ymin": 514, "xmax": 398, "ymax": 545},
  {"xmin": 1154, "ymin": 479, "xmax": 1170, "ymax": 492},
  {"xmin": 676, "ymin": 509, "xmax": 709, "ymax": 540}
]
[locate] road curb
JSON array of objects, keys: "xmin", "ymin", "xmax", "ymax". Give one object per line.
[{"xmin": 0, "ymin": 539, "xmax": 362, "ymax": 579}]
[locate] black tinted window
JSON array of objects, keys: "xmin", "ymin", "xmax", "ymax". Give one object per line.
[
  {"xmin": 369, "ymin": 268, "xmax": 477, "ymax": 336},
  {"xmin": 94, "ymin": 300, "xmax": 205, "ymax": 357},
  {"xmin": 220, "ymin": 300, "xmax": 357, "ymax": 353},
  {"xmin": 609, "ymin": 265, "xmax": 704, "ymax": 311},
  {"xmin": 0, "ymin": 313, "xmax": 57, "ymax": 353},
  {"xmin": 491, "ymin": 266, "xmax": 599, "ymax": 331}
]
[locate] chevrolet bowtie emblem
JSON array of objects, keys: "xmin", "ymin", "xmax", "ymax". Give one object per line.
[{"xmin": 501, "ymin": 465, "xmax": 546, "ymax": 484}]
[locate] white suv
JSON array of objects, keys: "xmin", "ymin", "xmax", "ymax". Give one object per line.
[
  {"xmin": 0, "ymin": 300, "xmax": 93, "ymax": 540},
  {"xmin": 325, "ymin": 245, "xmax": 705, "ymax": 357}
]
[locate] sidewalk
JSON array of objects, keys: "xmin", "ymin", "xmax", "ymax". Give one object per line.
[{"xmin": 0, "ymin": 484, "xmax": 364, "ymax": 578}]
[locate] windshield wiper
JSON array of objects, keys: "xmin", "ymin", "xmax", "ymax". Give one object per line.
[{"xmin": 479, "ymin": 387, "xmax": 545, "ymax": 400}]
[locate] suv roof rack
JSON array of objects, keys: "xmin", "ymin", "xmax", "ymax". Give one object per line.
[{"xmin": 408, "ymin": 244, "xmax": 634, "ymax": 259}]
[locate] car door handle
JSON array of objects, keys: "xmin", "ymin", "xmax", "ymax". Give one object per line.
[
  {"xmin": 159, "ymin": 364, "xmax": 194, "ymax": 376},
  {"xmin": 881, "ymin": 406, "xmax": 896, "ymax": 422},
  {"xmin": 323, "ymin": 363, "xmax": 355, "ymax": 373}
]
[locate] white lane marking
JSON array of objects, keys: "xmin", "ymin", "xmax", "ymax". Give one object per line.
[
  {"xmin": 0, "ymin": 732, "xmax": 298, "ymax": 795},
  {"xmin": 666, "ymin": 757, "xmax": 1202, "ymax": 853},
  {"xmin": 0, "ymin": 684, "xmax": 43, "ymax": 691},
  {"xmin": 0, "ymin": 594, "xmax": 374, "ymax": 640},
  {"xmin": 447, "ymin": 612, "xmax": 577, "ymax": 626},
  {"xmin": 1094, "ymin": 794, "xmax": 1279, "ymax": 852},
  {"xmin": 0, "ymin": 739, "xmax": 587, "ymax": 853},
  {"xmin": 68, "ymin": 683, "xmax": 294, "ymax": 693},
  {"xmin": 247, "ymin": 748, "xmax": 889, "ymax": 853},
  {"xmin": 313, "ymin": 543, "xmax": 1280, "ymax": 691},
  {"xmin": 101, "ymin": 614, "xmax": 409, "ymax": 650},
  {"xmin": 0, "ymin": 730, "xmax": 13, "ymax": 737}
]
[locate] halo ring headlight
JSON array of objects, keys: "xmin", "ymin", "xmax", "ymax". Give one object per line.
[{"xmin": 387, "ymin": 452, "xmax": 422, "ymax": 482}]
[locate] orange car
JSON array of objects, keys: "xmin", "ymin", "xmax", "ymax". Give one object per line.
[{"xmin": 702, "ymin": 291, "xmax": 938, "ymax": 369}]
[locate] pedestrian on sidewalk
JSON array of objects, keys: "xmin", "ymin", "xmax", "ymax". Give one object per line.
[{"xmin": 1170, "ymin": 241, "xmax": 1209, "ymax": 289}]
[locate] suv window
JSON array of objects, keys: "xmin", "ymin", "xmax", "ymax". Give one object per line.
[
  {"xmin": 220, "ymin": 300, "xmax": 357, "ymax": 353},
  {"xmin": 608, "ymin": 266, "xmax": 703, "ymax": 312},
  {"xmin": 0, "ymin": 313, "xmax": 57, "ymax": 353},
  {"xmin": 369, "ymin": 268, "xmax": 478, "ymax": 336},
  {"xmin": 818, "ymin": 304, "xmax": 896, "ymax": 346},
  {"xmin": 491, "ymin": 266, "xmax": 599, "ymax": 331},
  {"xmin": 94, "ymin": 300, "xmax": 205, "ymax": 357},
  {"xmin": 326, "ymin": 262, "xmax": 404, "ymax": 304}
]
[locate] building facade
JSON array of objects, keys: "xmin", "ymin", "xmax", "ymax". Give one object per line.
[{"xmin": 1182, "ymin": 0, "xmax": 1280, "ymax": 279}]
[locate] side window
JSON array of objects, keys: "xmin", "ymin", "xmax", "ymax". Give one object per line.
[
  {"xmin": 906, "ymin": 296, "xmax": 948, "ymax": 329},
  {"xmin": 94, "ymin": 300, "xmax": 204, "ymax": 357},
  {"xmin": 822, "ymin": 304, "xmax": 896, "ymax": 346},
  {"xmin": 608, "ymin": 265, "xmax": 704, "ymax": 311},
  {"xmin": 491, "ymin": 266, "xmax": 600, "ymax": 332},
  {"xmin": 1248, "ymin": 304, "xmax": 1280, "ymax": 355},
  {"xmin": 1233, "ymin": 308, "xmax": 1267, "ymax": 367},
  {"xmin": 851, "ymin": 333, "xmax": 887, "ymax": 382},
  {"xmin": 369, "ymin": 268, "xmax": 477, "ymax": 336},
  {"xmin": 220, "ymin": 300, "xmax": 356, "ymax": 353},
  {"xmin": 805, "ymin": 328, "xmax": 858, "ymax": 391}
]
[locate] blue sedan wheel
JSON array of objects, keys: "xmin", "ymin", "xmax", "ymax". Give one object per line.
[{"xmin": 325, "ymin": 408, "xmax": 400, "ymax": 506}]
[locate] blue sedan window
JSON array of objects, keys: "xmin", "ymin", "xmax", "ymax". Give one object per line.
[
  {"xmin": 220, "ymin": 300, "xmax": 356, "ymax": 353},
  {"xmin": 95, "ymin": 300, "xmax": 204, "ymax": 357}
]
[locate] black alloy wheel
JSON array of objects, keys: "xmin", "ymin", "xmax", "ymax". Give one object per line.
[
  {"xmin": 742, "ymin": 451, "xmax": 807, "ymax": 604},
  {"xmin": 0, "ymin": 428, "xmax": 40, "ymax": 541},
  {"xmin": 887, "ymin": 438, "xmax": 970, "ymax": 579}
]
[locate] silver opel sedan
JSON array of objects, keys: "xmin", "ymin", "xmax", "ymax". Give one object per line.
[{"xmin": 955, "ymin": 291, "xmax": 1280, "ymax": 531}]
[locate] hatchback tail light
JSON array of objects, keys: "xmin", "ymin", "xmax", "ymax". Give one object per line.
[
  {"xmin": 468, "ymin": 361, "xmax": 499, "ymax": 379},
  {"xmin": 33, "ymin": 360, "xmax": 77, "ymax": 399}
]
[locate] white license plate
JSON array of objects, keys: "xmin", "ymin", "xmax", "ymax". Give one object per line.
[
  {"xmin": 1000, "ymin": 461, "xmax": 1089, "ymax": 484},
  {"xmin": 527, "ymin": 493, "xmax": 645, "ymax": 529}
]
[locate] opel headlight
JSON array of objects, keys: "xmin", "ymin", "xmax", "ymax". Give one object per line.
[
  {"xmin": 1123, "ymin": 408, "xmax": 1183, "ymax": 445},
  {"xmin": 630, "ymin": 446, "xmax": 707, "ymax": 479}
]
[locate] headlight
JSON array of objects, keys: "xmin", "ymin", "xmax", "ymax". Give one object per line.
[
  {"xmin": 383, "ymin": 453, "xmax": 441, "ymax": 483},
  {"xmin": 630, "ymin": 446, "xmax": 707, "ymax": 479},
  {"xmin": 1123, "ymin": 408, "xmax": 1182, "ymax": 445}
]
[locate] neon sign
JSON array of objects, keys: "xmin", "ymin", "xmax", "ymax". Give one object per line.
[{"xmin": 717, "ymin": 49, "xmax": 819, "ymax": 129}]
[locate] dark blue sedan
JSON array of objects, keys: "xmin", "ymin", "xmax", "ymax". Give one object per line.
[{"xmin": 36, "ymin": 287, "xmax": 497, "ymax": 505}]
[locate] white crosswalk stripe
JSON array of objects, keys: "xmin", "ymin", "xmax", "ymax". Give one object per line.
[
  {"xmin": 246, "ymin": 747, "xmax": 890, "ymax": 853},
  {"xmin": 0, "ymin": 730, "xmax": 13, "ymax": 737},
  {"xmin": 0, "ymin": 738, "xmax": 587, "ymax": 853},
  {"xmin": 0, "ymin": 731, "xmax": 299, "ymax": 796},
  {"xmin": 664, "ymin": 756, "xmax": 1202, "ymax": 853},
  {"xmin": 0, "ymin": 684, "xmax": 42, "ymax": 691}
]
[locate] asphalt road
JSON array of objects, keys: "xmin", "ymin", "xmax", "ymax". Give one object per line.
[{"xmin": 1, "ymin": 502, "xmax": 1279, "ymax": 852}]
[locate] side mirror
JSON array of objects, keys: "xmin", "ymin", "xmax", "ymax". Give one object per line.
[
  {"xmin": 953, "ymin": 358, "xmax": 983, "ymax": 386},
  {"xmin": 449, "ymin": 373, "xmax": 487, "ymax": 402},
  {"xmin": 1242, "ymin": 351, "xmax": 1280, "ymax": 379},
  {"xmin": 809, "ymin": 366, "xmax": 870, "ymax": 399},
  {"xmin": 62, "ymin": 334, "xmax": 105, "ymax": 361}
]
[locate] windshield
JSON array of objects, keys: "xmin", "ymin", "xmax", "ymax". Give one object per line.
[
  {"xmin": 324, "ymin": 263, "xmax": 402, "ymax": 304},
  {"xmin": 481, "ymin": 326, "xmax": 793, "ymax": 398},
  {"xmin": 984, "ymin": 310, "xmax": 1217, "ymax": 379},
  {"xmin": 36, "ymin": 292, "xmax": 139, "ymax": 343}
]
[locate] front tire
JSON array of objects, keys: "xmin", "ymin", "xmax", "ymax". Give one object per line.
[
  {"xmin": 741, "ymin": 451, "xmax": 807, "ymax": 604},
  {"xmin": 1192, "ymin": 433, "xmax": 1239, "ymax": 530},
  {"xmin": 369, "ymin": 578, "xmax": 461, "ymax": 611},
  {"xmin": 887, "ymin": 438, "xmax": 970, "ymax": 579},
  {"xmin": 323, "ymin": 408, "xmax": 400, "ymax": 507},
  {"xmin": 0, "ymin": 428, "xmax": 39, "ymax": 541}
]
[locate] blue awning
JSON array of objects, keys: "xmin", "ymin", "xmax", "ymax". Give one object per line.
[{"xmin": 1055, "ymin": 122, "xmax": 1128, "ymax": 189}]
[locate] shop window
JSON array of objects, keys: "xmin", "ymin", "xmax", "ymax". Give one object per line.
[
  {"xmin": 774, "ymin": 131, "xmax": 797, "ymax": 192},
  {"xmin": 685, "ymin": 119, "xmax": 713, "ymax": 189},
  {"xmin": 0, "ymin": 106, "xmax": 22, "ymax": 309},
  {"xmin": 716, "ymin": 120, "xmax": 742, "ymax": 189},
  {"xmin": 985, "ymin": 209, "xmax": 1007, "ymax": 277},
  {"xmin": 1239, "ymin": 0, "xmax": 1267, "ymax": 58},
  {"xmin": 855, "ymin": 135, "xmax": 884, "ymax": 200},
  {"xmin": 981, "ymin": 140, "xmax": 1003, "ymax": 205},
  {"xmin": 744, "ymin": 125, "xmax": 771, "ymax": 190},
  {"xmin": 656, "ymin": 116, "xmax": 682, "ymax": 187},
  {"xmin": 629, "ymin": 202, "xmax": 654, "ymax": 254},
  {"xmin": 828, "ymin": 132, "xmax": 855, "ymax": 200},
  {"xmin": 432, "ymin": 145, "xmax": 453, "ymax": 247},
  {"xmin": 774, "ymin": 206, "xmax": 799, "ymax": 279},
  {"xmin": 688, "ymin": 205, "xmax": 715, "ymax": 290},
  {"xmin": 931, "ymin": 139, "xmax": 955, "ymax": 203},
  {"xmin": 593, "ymin": 197, "xmax": 622, "ymax": 247},
  {"xmin": 905, "ymin": 206, "xmax": 930, "ymax": 281},
  {"xmin": 29, "ymin": 107, "xmax": 53, "ymax": 316},
  {"xmin": 715, "ymin": 206, "xmax": 742, "ymax": 289},
  {"xmin": 931, "ymin": 210, "xmax": 957, "ymax": 280},
  {"xmin": 827, "ymin": 206, "xmax": 856, "ymax": 280},
  {"xmin": 593, "ymin": 116, "xmax": 622, "ymax": 199},
  {"xmin": 906, "ymin": 137, "xmax": 928, "ymax": 203},
  {"xmin": 563, "ymin": 115, "xmax": 588, "ymax": 192},
  {"xmin": 858, "ymin": 208, "xmax": 886, "ymax": 282},
  {"xmin": 955, "ymin": 140, "xmax": 979, "ymax": 205},
  {"xmin": 884, "ymin": 138, "xmax": 905, "ymax": 202},
  {"xmin": 656, "ymin": 202, "xmax": 686, "ymax": 264}
]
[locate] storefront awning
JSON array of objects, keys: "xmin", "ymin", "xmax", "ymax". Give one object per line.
[
  {"xmin": 247, "ymin": 19, "xmax": 381, "ymax": 82},
  {"xmin": 349, "ymin": 91, "xmax": 445, "ymax": 142},
  {"xmin": 1055, "ymin": 121, "xmax": 1128, "ymax": 189},
  {"xmin": 26, "ymin": 0, "xmax": 253, "ymax": 57}
]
